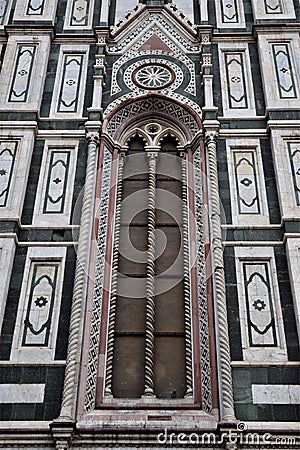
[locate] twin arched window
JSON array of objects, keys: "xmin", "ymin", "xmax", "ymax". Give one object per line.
[{"xmin": 104, "ymin": 132, "xmax": 192, "ymax": 399}]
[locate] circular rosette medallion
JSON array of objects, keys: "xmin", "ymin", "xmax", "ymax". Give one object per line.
[{"xmin": 132, "ymin": 64, "xmax": 175, "ymax": 90}]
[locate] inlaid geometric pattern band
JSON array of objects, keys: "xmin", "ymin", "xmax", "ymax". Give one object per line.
[
  {"xmin": 85, "ymin": 147, "xmax": 112, "ymax": 412},
  {"xmin": 193, "ymin": 149, "xmax": 212, "ymax": 413}
]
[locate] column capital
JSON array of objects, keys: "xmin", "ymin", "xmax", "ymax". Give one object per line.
[
  {"xmin": 204, "ymin": 128, "xmax": 219, "ymax": 145},
  {"xmin": 203, "ymin": 120, "xmax": 220, "ymax": 141},
  {"xmin": 86, "ymin": 131, "xmax": 100, "ymax": 145},
  {"xmin": 146, "ymin": 150, "xmax": 159, "ymax": 159}
]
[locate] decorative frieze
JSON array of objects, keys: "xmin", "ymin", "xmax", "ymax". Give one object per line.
[
  {"xmin": 219, "ymin": 44, "xmax": 256, "ymax": 117},
  {"xmin": 235, "ymin": 247, "xmax": 287, "ymax": 362},
  {"xmin": 0, "ymin": 140, "xmax": 18, "ymax": 207},
  {"xmin": 84, "ymin": 145, "xmax": 111, "ymax": 412},
  {"xmin": 64, "ymin": 0, "xmax": 94, "ymax": 29},
  {"xmin": 106, "ymin": 98, "xmax": 199, "ymax": 137},
  {"xmin": 11, "ymin": 247, "xmax": 66, "ymax": 362},
  {"xmin": 193, "ymin": 148, "xmax": 212, "ymax": 413},
  {"xmin": 216, "ymin": 0, "xmax": 246, "ymax": 28},
  {"xmin": 33, "ymin": 141, "xmax": 78, "ymax": 226},
  {"xmin": 227, "ymin": 140, "xmax": 269, "ymax": 225},
  {"xmin": 50, "ymin": 46, "xmax": 89, "ymax": 118},
  {"xmin": 8, "ymin": 45, "xmax": 36, "ymax": 102}
]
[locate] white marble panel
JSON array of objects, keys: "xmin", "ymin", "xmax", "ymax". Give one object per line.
[
  {"xmin": 0, "ymin": 0, "xmax": 12, "ymax": 27},
  {"xmin": 215, "ymin": 0, "xmax": 246, "ymax": 28},
  {"xmin": 13, "ymin": 0, "xmax": 58, "ymax": 23},
  {"xmin": 0, "ymin": 129, "xmax": 35, "ymax": 220},
  {"xmin": 0, "ymin": 238, "xmax": 16, "ymax": 332},
  {"xmin": 64, "ymin": 0, "xmax": 94, "ymax": 29},
  {"xmin": 0, "ymin": 33, "xmax": 51, "ymax": 111},
  {"xmin": 227, "ymin": 139, "xmax": 269, "ymax": 225},
  {"xmin": 270, "ymin": 128, "xmax": 300, "ymax": 219},
  {"xmin": 50, "ymin": 45, "xmax": 89, "ymax": 118},
  {"xmin": 235, "ymin": 246, "xmax": 288, "ymax": 362},
  {"xmin": 251, "ymin": 0, "xmax": 295, "ymax": 20},
  {"xmin": 218, "ymin": 43, "xmax": 256, "ymax": 117},
  {"xmin": 0, "ymin": 384, "xmax": 45, "ymax": 403},
  {"xmin": 33, "ymin": 140, "xmax": 78, "ymax": 226},
  {"xmin": 286, "ymin": 238, "xmax": 300, "ymax": 343},
  {"xmin": 10, "ymin": 247, "xmax": 66, "ymax": 362},
  {"xmin": 257, "ymin": 33, "xmax": 300, "ymax": 110},
  {"xmin": 252, "ymin": 385, "xmax": 300, "ymax": 404}
]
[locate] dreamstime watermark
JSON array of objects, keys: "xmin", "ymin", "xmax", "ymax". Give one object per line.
[
  {"xmin": 72, "ymin": 151, "xmax": 227, "ymax": 298},
  {"xmin": 157, "ymin": 423, "xmax": 297, "ymax": 447}
]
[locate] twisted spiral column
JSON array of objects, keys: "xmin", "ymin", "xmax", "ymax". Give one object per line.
[
  {"xmin": 58, "ymin": 131, "xmax": 99, "ymax": 421},
  {"xmin": 181, "ymin": 153, "xmax": 193, "ymax": 398},
  {"xmin": 205, "ymin": 130, "xmax": 235, "ymax": 421},
  {"xmin": 104, "ymin": 152, "xmax": 125, "ymax": 396},
  {"xmin": 143, "ymin": 152, "xmax": 158, "ymax": 397}
]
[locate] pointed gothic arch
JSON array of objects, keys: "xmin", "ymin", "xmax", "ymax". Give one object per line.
[{"xmin": 76, "ymin": 95, "xmax": 218, "ymax": 415}]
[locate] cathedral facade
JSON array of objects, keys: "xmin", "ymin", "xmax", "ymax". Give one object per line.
[{"xmin": 0, "ymin": 0, "xmax": 299, "ymax": 448}]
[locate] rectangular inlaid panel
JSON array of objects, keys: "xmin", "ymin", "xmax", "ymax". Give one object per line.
[
  {"xmin": 9, "ymin": 45, "xmax": 36, "ymax": 102},
  {"xmin": 0, "ymin": 140, "xmax": 18, "ymax": 207},
  {"xmin": 242, "ymin": 262, "xmax": 277, "ymax": 347}
]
